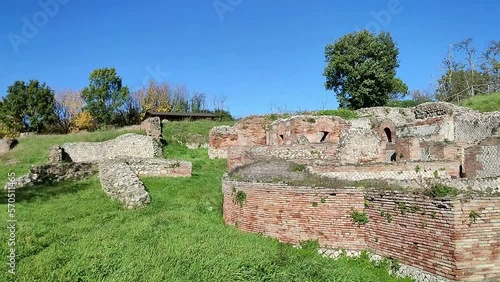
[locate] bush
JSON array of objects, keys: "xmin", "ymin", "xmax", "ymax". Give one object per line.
[
  {"xmin": 72, "ymin": 111, "xmax": 96, "ymax": 132},
  {"xmin": 315, "ymin": 109, "xmax": 359, "ymax": 119}
]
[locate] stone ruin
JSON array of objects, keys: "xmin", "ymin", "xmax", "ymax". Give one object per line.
[
  {"xmin": 6, "ymin": 121, "xmax": 192, "ymax": 209},
  {"xmin": 213, "ymin": 102, "xmax": 500, "ymax": 282}
]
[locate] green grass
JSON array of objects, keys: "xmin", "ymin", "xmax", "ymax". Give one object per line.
[
  {"xmin": 162, "ymin": 119, "xmax": 236, "ymax": 145},
  {"xmin": 0, "ymin": 121, "xmax": 412, "ymax": 281},
  {"xmin": 315, "ymin": 109, "xmax": 359, "ymax": 119},
  {"xmin": 461, "ymin": 92, "xmax": 500, "ymax": 112}
]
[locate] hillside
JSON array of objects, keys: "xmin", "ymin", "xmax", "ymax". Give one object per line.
[
  {"xmin": 461, "ymin": 92, "xmax": 500, "ymax": 112},
  {"xmin": 0, "ymin": 120, "xmax": 409, "ymax": 281}
]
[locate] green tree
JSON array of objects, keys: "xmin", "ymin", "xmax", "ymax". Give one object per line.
[
  {"xmin": 323, "ymin": 30, "xmax": 407, "ymax": 109},
  {"xmin": 0, "ymin": 80, "xmax": 57, "ymax": 133},
  {"xmin": 81, "ymin": 67, "xmax": 130, "ymax": 125}
]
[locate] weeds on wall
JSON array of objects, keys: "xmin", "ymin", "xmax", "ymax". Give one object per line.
[
  {"xmin": 426, "ymin": 184, "xmax": 459, "ymax": 198},
  {"xmin": 350, "ymin": 210, "xmax": 369, "ymax": 225},
  {"xmin": 232, "ymin": 186, "xmax": 247, "ymax": 207},
  {"xmin": 467, "ymin": 210, "xmax": 481, "ymax": 227}
]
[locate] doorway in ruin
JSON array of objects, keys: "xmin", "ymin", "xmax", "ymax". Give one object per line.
[
  {"xmin": 320, "ymin": 131, "xmax": 329, "ymax": 143},
  {"xmin": 459, "ymin": 165, "xmax": 465, "ymax": 178},
  {"xmin": 384, "ymin": 128, "xmax": 393, "ymax": 143},
  {"xmin": 390, "ymin": 152, "xmax": 397, "ymax": 162}
]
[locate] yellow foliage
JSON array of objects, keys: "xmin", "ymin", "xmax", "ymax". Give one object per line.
[
  {"xmin": 71, "ymin": 111, "xmax": 95, "ymax": 132},
  {"xmin": 137, "ymin": 80, "xmax": 172, "ymax": 113},
  {"xmin": 0, "ymin": 121, "xmax": 19, "ymax": 138}
]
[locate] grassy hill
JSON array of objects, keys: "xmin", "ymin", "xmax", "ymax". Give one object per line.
[
  {"xmin": 0, "ymin": 120, "xmax": 410, "ymax": 281},
  {"xmin": 461, "ymin": 92, "xmax": 500, "ymax": 112}
]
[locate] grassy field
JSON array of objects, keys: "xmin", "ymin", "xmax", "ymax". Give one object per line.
[
  {"xmin": 0, "ymin": 120, "xmax": 411, "ymax": 281},
  {"xmin": 461, "ymin": 92, "xmax": 500, "ymax": 112}
]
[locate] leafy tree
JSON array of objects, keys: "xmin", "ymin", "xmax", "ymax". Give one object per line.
[
  {"xmin": 323, "ymin": 30, "xmax": 407, "ymax": 109},
  {"xmin": 81, "ymin": 67, "xmax": 130, "ymax": 125},
  {"xmin": 0, "ymin": 80, "xmax": 57, "ymax": 133},
  {"xmin": 436, "ymin": 70, "xmax": 490, "ymax": 102}
]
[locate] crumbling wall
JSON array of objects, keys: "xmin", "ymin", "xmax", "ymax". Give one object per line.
[
  {"xmin": 98, "ymin": 160, "xmax": 151, "ymax": 209},
  {"xmin": 208, "ymin": 126, "xmax": 239, "ymax": 159},
  {"xmin": 463, "ymin": 138, "xmax": 500, "ymax": 178},
  {"xmin": 126, "ymin": 158, "xmax": 192, "ymax": 177},
  {"xmin": 267, "ymin": 116, "xmax": 350, "ymax": 146},
  {"xmin": 356, "ymin": 107, "xmax": 415, "ymax": 126},
  {"xmin": 4, "ymin": 163, "xmax": 96, "ymax": 190},
  {"xmin": 227, "ymin": 144, "xmax": 339, "ymax": 171},
  {"xmin": 309, "ymin": 161, "xmax": 459, "ymax": 181},
  {"xmin": 141, "ymin": 117, "xmax": 163, "ymax": 142},
  {"xmin": 396, "ymin": 116, "xmax": 455, "ymax": 142},
  {"xmin": 62, "ymin": 133, "xmax": 162, "ymax": 162},
  {"xmin": 337, "ymin": 127, "xmax": 384, "ymax": 164},
  {"xmin": 208, "ymin": 116, "xmax": 272, "ymax": 159},
  {"xmin": 454, "ymin": 112, "xmax": 500, "ymax": 144}
]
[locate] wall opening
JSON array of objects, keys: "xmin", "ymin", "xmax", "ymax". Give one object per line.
[
  {"xmin": 279, "ymin": 134, "xmax": 284, "ymax": 141},
  {"xmin": 390, "ymin": 152, "xmax": 397, "ymax": 162},
  {"xmin": 320, "ymin": 131, "xmax": 330, "ymax": 143},
  {"xmin": 384, "ymin": 128, "xmax": 392, "ymax": 143},
  {"xmin": 459, "ymin": 165, "xmax": 465, "ymax": 178}
]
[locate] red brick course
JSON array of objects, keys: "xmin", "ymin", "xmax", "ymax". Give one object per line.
[{"xmin": 223, "ymin": 180, "xmax": 500, "ymax": 281}]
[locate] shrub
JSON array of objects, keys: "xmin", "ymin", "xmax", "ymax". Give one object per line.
[
  {"xmin": 427, "ymin": 184, "xmax": 459, "ymax": 198},
  {"xmin": 72, "ymin": 111, "xmax": 96, "ymax": 132}
]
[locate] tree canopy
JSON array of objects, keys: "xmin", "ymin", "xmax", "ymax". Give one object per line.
[
  {"xmin": 81, "ymin": 67, "xmax": 130, "ymax": 125},
  {"xmin": 0, "ymin": 80, "xmax": 57, "ymax": 133},
  {"xmin": 323, "ymin": 30, "xmax": 407, "ymax": 109}
]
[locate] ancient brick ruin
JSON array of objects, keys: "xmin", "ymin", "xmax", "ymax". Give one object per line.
[
  {"xmin": 216, "ymin": 102, "xmax": 500, "ymax": 282},
  {"xmin": 6, "ymin": 130, "xmax": 192, "ymax": 209}
]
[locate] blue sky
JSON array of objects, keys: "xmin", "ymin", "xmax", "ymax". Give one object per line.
[{"xmin": 1, "ymin": 0, "xmax": 498, "ymax": 117}]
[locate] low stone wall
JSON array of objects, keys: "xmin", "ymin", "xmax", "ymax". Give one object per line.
[
  {"xmin": 126, "ymin": 158, "xmax": 192, "ymax": 177},
  {"xmin": 309, "ymin": 161, "xmax": 460, "ymax": 181},
  {"xmin": 62, "ymin": 133, "xmax": 162, "ymax": 163},
  {"xmin": 223, "ymin": 179, "xmax": 500, "ymax": 282},
  {"xmin": 227, "ymin": 144, "xmax": 339, "ymax": 171},
  {"xmin": 4, "ymin": 163, "xmax": 96, "ymax": 190},
  {"xmin": 98, "ymin": 160, "xmax": 150, "ymax": 209}
]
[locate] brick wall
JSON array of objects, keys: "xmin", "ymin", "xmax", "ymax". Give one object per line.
[
  {"xmin": 453, "ymin": 198, "xmax": 500, "ymax": 281},
  {"xmin": 365, "ymin": 192, "xmax": 457, "ymax": 279},
  {"xmin": 267, "ymin": 116, "xmax": 350, "ymax": 145},
  {"xmin": 208, "ymin": 116, "xmax": 272, "ymax": 159},
  {"xmin": 223, "ymin": 180, "xmax": 367, "ymax": 250},
  {"xmin": 223, "ymin": 179, "xmax": 500, "ymax": 281}
]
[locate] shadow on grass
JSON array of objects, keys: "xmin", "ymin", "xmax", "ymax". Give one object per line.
[{"xmin": 0, "ymin": 179, "xmax": 94, "ymax": 204}]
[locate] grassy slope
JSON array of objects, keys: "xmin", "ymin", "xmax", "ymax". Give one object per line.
[
  {"xmin": 0, "ymin": 121, "xmax": 411, "ymax": 282},
  {"xmin": 461, "ymin": 92, "xmax": 500, "ymax": 112}
]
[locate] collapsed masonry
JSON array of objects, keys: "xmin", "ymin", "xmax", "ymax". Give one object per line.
[
  {"xmin": 212, "ymin": 102, "xmax": 500, "ymax": 282},
  {"xmin": 6, "ymin": 132, "xmax": 192, "ymax": 209}
]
